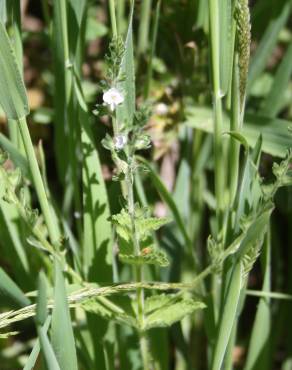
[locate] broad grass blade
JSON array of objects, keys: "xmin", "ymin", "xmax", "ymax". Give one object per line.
[
  {"xmin": 74, "ymin": 75, "xmax": 113, "ymax": 281},
  {"xmin": 185, "ymin": 107, "xmax": 292, "ymax": 158}
]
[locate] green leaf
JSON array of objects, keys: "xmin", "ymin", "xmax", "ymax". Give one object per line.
[
  {"xmin": 0, "ymin": 133, "xmax": 29, "ymax": 178},
  {"xmin": 219, "ymin": 0, "xmax": 233, "ymax": 95},
  {"xmin": 35, "ymin": 272, "xmax": 60, "ymax": 370},
  {"xmin": 0, "ymin": 21, "xmax": 29, "ymax": 119},
  {"xmin": 244, "ymin": 234, "xmax": 271, "ymax": 370},
  {"xmin": 74, "ymin": 74, "xmax": 113, "ymax": 281},
  {"xmin": 261, "ymin": 40, "xmax": 292, "ymax": 117},
  {"xmin": 23, "ymin": 317, "xmax": 51, "ymax": 370},
  {"xmin": 137, "ymin": 157, "xmax": 191, "ymax": 249},
  {"xmin": 211, "ymin": 262, "xmax": 243, "ymax": 370},
  {"xmin": 119, "ymin": 248, "xmax": 169, "ymax": 267},
  {"xmin": 117, "ymin": 1, "xmax": 135, "ymax": 127},
  {"xmin": 81, "ymin": 299, "xmax": 137, "ymax": 328},
  {"xmin": 185, "ymin": 106, "xmax": 292, "ymax": 158},
  {"xmin": 247, "ymin": 1, "xmax": 291, "ymax": 94},
  {"xmin": 0, "ymin": 267, "xmax": 30, "ymax": 308},
  {"xmin": 51, "ymin": 261, "xmax": 78, "ymax": 370},
  {"xmin": 36, "ymin": 272, "xmax": 48, "ymax": 327},
  {"xmin": 144, "ymin": 294, "xmax": 205, "ymax": 330}
]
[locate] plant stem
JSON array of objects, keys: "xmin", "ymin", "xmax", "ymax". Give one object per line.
[
  {"xmin": 208, "ymin": 0, "xmax": 225, "ymax": 232},
  {"xmin": 18, "ymin": 117, "xmax": 60, "ymax": 246},
  {"xmin": 126, "ymin": 164, "xmax": 149, "ymax": 369},
  {"xmin": 229, "ymin": 52, "xmax": 241, "ymax": 207},
  {"xmin": 109, "ymin": 0, "xmax": 118, "ymax": 39}
]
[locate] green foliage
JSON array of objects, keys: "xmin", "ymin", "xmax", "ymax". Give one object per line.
[
  {"xmin": 0, "ymin": 1, "xmax": 292, "ymax": 369},
  {"xmin": 144, "ymin": 294, "xmax": 205, "ymax": 330}
]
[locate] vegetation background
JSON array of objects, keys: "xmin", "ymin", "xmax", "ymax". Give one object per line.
[{"xmin": 0, "ymin": 0, "xmax": 292, "ymax": 369}]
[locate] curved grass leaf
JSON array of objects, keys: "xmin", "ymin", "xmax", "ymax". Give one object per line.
[
  {"xmin": 0, "ymin": 21, "xmax": 29, "ymax": 119},
  {"xmin": 51, "ymin": 261, "xmax": 78, "ymax": 370}
]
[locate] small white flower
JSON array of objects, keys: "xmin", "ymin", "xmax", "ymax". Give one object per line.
[
  {"xmin": 114, "ymin": 134, "xmax": 127, "ymax": 150},
  {"xmin": 155, "ymin": 102, "xmax": 168, "ymax": 116},
  {"xmin": 103, "ymin": 87, "xmax": 124, "ymax": 111}
]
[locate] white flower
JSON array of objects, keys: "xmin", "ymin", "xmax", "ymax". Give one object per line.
[
  {"xmin": 155, "ymin": 102, "xmax": 168, "ymax": 116},
  {"xmin": 103, "ymin": 88, "xmax": 124, "ymax": 111},
  {"xmin": 114, "ymin": 134, "xmax": 127, "ymax": 150}
]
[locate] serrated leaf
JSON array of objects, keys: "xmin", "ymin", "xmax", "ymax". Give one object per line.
[
  {"xmin": 144, "ymin": 295, "xmax": 205, "ymax": 330},
  {"xmin": 81, "ymin": 299, "xmax": 138, "ymax": 329},
  {"xmin": 0, "ymin": 21, "xmax": 29, "ymax": 119},
  {"xmin": 137, "ymin": 216, "xmax": 170, "ymax": 240},
  {"xmin": 120, "ymin": 248, "xmax": 169, "ymax": 267}
]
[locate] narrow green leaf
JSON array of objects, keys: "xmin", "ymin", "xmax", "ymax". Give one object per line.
[
  {"xmin": 244, "ymin": 234, "xmax": 271, "ymax": 370},
  {"xmin": 0, "ymin": 267, "xmax": 30, "ymax": 308},
  {"xmin": 219, "ymin": 0, "xmax": 233, "ymax": 95},
  {"xmin": 38, "ymin": 325, "xmax": 61, "ymax": 370},
  {"xmin": 247, "ymin": 2, "xmax": 291, "ymax": 93},
  {"xmin": 261, "ymin": 40, "xmax": 292, "ymax": 117},
  {"xmin": 117, "ymin": 1, "xmax": 135, "ymax": 127},
  {"xmin": 36, "ymin": 272, "xmax": 48, "ymax": 327},
  {"xmin": 0, "ymin": 133, "xmax": 29, "ymax": 177},
  {"xmin": 211, "ymin": 262, "xmax": 243, "ymax": 370},
  {"xmin": 23, "ymin": 317, "xmax": 51, "ymax": 370},
  {"xmin": 0, "ymin": 21, "xmax": 29, "ymax": 119},
  {"xmin": 51, "ymin": 261, "xmax": 78, "ymax": 370}
]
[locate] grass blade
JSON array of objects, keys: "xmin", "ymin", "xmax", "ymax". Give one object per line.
[
  {"xmin": 244, "ymin": 233, "xmax": 271, "ymax": 370},
  {"xmin": 0, "ymin": 267, "xmax": 30, "ymax": 308},
  {"xmin": 261, "ymin": 40, "xmax": 292, "ymax": 117},
  {"xmin": 247, "ymin": 2, "xmax": 291, "ymax": 93},
  {"xmin": 117, "ymin": 1, "xmax": 135, "ymax": 127},
  {"xmin": 0, "ymin": 21, "xmax": 29, "ymax": 119},
  {"xmin": 51, "ymin": 261, "xmax": 78, "ymax": 370},
  {"xmin": 211, "ymin": 262, "xmax": 243, "ymax": 370}
]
